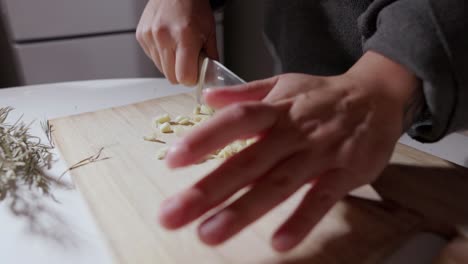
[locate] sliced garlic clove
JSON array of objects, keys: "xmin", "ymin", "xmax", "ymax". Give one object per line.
[
  {"xmin": 156, "ymin": 147, "xmax": 169, "ymax": 160},
  {"xmin": 153, "ymin": 113, "xmax": 171, "ymax": 124},
  {"xmin": 193, "ymin": 105, "xmax": 201, "ymax": 115},
  {"xmin": 174, "ymin": 115, "xmax": 191, "ymax": 125},
  {"xmin": 159, "ymin": 122, "xmax": 173, "ymax": 133},
  {"xmin": 200, "ymin": 104, "xmax": 214, "ymax": 115}
]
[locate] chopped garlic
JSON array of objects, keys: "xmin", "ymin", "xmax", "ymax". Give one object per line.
[
  {"xmin": 207, "ymin": 154, "xmax": 218, "ymax": 160},
  {"xmin": 147, "ymin": 106, "xmax": 257, "ymax": 163},
  {"xmin": 174, "ymin": 115, "xmax": 183, "ymax": 122},
  {"xmin": 246, "ymin": 138, "xmax": 257, "ymax": 146},
  {"xmin": 192, "ymin": 115, "xmax": 203, "ymax": 122},
  {"xmin": 143, "ymin": 135, "xmax": 154, "ymax": 141},
  {"xmin": 156, "ymin": 147, "xmax": 169, "ymax": 160},
  {"xmin": 193, "ymin": 115, "xmax": 210, "ymax": 123},
  {"xmin": 174, "ymin": 115, "xmax": 191, "ymax": 125},
  {"xmin": 180, "ymin": 119, "xmax": 191, "ymax": 125},
  {"xmin": 159, "ymin": 122, "xmax": 173, "ymax": 133},
  {"xmin": 217, "ymin": 145, "xmax": 235, "ymax": 159},
  {"xmin": 143, "ymin": 134, "xmax": 166, "ymax": 144},
  {"xmin": 154, "ymin": 113, "xmax": 171, "ymax": 124},
  {"xmin": 193, "ymin": 105, "xmax": 201, "ymax": 115},
  {"xmin": 229, "ymin": 141, "xmax": 245, "ymax": 152},
  {"xmin": 200, "ymin": 104, "xmax": 214, "ymax": 115}
]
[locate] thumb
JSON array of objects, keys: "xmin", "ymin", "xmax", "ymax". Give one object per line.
[{"xmin": 204, "ymin": 76, "xmax": 279, "ymax": 109}]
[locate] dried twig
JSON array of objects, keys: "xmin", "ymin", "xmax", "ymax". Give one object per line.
[
  {"xmin": 143, "ymin": 136, "xmax": 166, "ymax": 144},
  {"xmin": 59, "ymin": 147, "xmax": 110, "ymax": 179},
  {"xmin": 40, "ymin": 120, "xmax": 55, "ymax": 147}
]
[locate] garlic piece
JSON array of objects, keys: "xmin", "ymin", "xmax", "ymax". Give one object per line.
[
  {"xmin": 192, "ymin": 115, "xmax": 203, "ymax": 122},
  {"xmin": 230, "ymin": 141, "xmax": 245, "ymax": 152},
  {"xmin": 193, "ymin": 115, "xmax": 210, "ymax": 123},
  {"xmin": 156, "ymin": 147, "xmax": 169, "ymax": 160},
  {"xmin": 217, "ymin": 145, "xmax": 235, "ymax": 159},
  {"xmin": 193, "ymin": 105, "xmax": 201, "ymax": 115},
  {"xmin": 246, "ymin": 138, "xmax": 257, "ymax": 146},
  {"xmin": 154, "ymin": 113, "xmax": 171, "ymax": 124},
  {"xmin": 143, "ymin": 134, "xmax": 166, "ymax": 144},
  {"xmin": 174, "ymin": 115, "xmax": 191, "ymax": 125},
  {"xmin": 200, "ymin": 104, "xmax": 214, "ymax": 115},
  {"xmin": 159, "ymin": 122, "xmax": 173, "ymax": 133}
]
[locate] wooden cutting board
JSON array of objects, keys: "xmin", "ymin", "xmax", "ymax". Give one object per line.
[{"xmin": 51, "ymin": 93, "xmax": 460, "ymax": 263}]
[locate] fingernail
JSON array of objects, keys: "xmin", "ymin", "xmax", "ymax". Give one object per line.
[
  {"xmin": 160, "ymin": 197, "xmax": 178, "ymax": 215},
  {"xmin": 166, "ymin": 143, "xmax": 190, "ymax": 168},
  {"xmin": 199, "ymin": 212, "xmax": 231, "ymax": 245},
  {"xmin": 168, "ymin": 141, "xmax": 190, "ymax": 155},
  {"xmin": 159, "ymin": 198, "xmax": 183, "ymax": 229},
  {"xmin": 272, "ymin": 232, "xmax": 296, "ymax": 252}
]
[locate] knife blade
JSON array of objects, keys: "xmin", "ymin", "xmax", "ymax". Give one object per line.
[{"xmin": 196, "ymin": 56, "xmax": 246, "ymax": 104}]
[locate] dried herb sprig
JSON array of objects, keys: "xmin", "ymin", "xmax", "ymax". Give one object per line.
[
  {"xmin": 59, "ymin": 147, "xmax": 110, "ymax": 179},
  {"xmin": 0, "ymin": 107, "xmax": 59, "ymax": 201},
  {"xmin": 40, "ymin": 120, "xmax": 55, "ymax": 148},
  {"xmin": 0, "ymin": 107, "xmax": 79, "ymax": 246}
]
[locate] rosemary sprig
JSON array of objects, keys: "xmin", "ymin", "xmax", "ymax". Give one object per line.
[
  {"xmin": 40, "ymin": 120, "xmax": 55, "ymax": 148},
  {"xmin": 59, "ymin": 147, "xmax": 110, "ymax": 179},
  {"xmin": 0, "ymin": 107, "xmax": 80, "ymax": 246},
  {"xmin": 0, "ymin": 107, "xmax": 57, "ymax": 201}
]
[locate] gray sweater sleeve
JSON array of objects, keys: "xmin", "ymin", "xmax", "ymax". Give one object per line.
[{"xmin": 359, "ymin": 0, "xmax": 468, "ymax": 142}]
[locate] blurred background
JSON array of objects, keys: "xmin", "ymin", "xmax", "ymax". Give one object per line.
[{"xmin": 0, "ymin": 0, "xmax": 277, "ymax": 88}]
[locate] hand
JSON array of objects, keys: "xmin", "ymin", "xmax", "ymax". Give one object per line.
[
  {"xmin": 136, "ymin": 0, "xmax": 218, "ymax": 85},
  {"xmin": 160, "ymin": 51, "xmax": 420, "ymax": 251}
]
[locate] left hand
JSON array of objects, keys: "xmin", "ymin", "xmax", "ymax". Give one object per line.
[{"xmin": 160, "ymin": 51, "xmax": 420, "ymax": 251}]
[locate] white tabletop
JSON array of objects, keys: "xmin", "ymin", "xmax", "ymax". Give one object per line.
[
  {"xmin": 0, "ymin": 79, "xmax": 191, "ymax": 264},
  {"xmin": 0, "ymin": 78, "xmax": 459, "ymax": 263}
]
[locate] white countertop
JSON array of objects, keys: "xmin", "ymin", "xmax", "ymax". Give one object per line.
[
  {"xmin": 0, "ymin": 78, "xmax": 462, "ymax": 264},
  {"xmin": 0, "ymin": 79, "xmax": 191, "ymax": 264}
]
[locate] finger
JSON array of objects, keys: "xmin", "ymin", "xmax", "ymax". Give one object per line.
[
  {"xmin": 271, "ymin": 169, "xmax": 351, "ymax": 252},
  {"xmin": 136, "ymin": 2, "xmax": 154, "ymax": 58},
  {"xmin": 165, "ymin": 102, "xmax": 284, "ymax": 168},
  {"xmin": 160, "ymin": 47, "xmax": 177, "ymax": 84},
  {"xmin": 175, "ymin": 44, "xmax": 202, "ymax": 86},
  {"xmin": 204, "ymin": 33, "xmax": 219, "ymax": 61},
  {"xmin": 153, "ymin": 27, "xmax": 177, "ymax": 84},
  {"xmin": 203, "ymin": 76, "xmax": 279, "ymax": 109},
  {"xmin": 197, "ymin": 152, "xmax": 322, "ymax": 246},
  {"xmin": 159, "ymin": 131, "xmax": 298, "ymax": 230},
  {"xmin": 146, "ymin": 33, "xmax": 164, "ymax": 73},
  {"xmin": 149, "ymin": 47, "xmax": 163, "ymax": 74},
  {"xmin": 136, "ymin": 28, "xmax": 151, "ymax": 59},
  {"xmin": 137, "ymin": 2, "xmax": 164, "ymax": 73}
]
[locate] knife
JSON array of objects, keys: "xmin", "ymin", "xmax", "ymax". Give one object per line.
[{"xmin": 196, "ymin": 55, "xmax": 246, "ymax": 104}]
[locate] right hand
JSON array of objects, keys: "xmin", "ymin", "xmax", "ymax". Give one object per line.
[{"xmin": 136, "ymin": 0, "xmax": 218, "ymax": 86}]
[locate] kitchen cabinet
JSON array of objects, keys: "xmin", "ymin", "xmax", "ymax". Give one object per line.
[
  {"xmin": 0, "ymin": 0, "xmax": 224, "ymax": 86},
  {"xmin": 13, "ymin": 33, "xmax": 155, "ymax": 84},
  {"xmin": 2, "ymin": 0, "xmax": 147, "ymax": 41}
]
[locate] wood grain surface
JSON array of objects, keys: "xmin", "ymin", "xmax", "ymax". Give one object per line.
[{"xmin": 51, "ymin": 93, "xmax": 468, "ymax": 263}]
